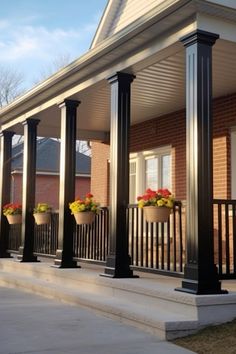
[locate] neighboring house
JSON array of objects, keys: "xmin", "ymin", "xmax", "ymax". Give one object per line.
[
  {"xmin": 1, "ymin": 0, "xmax": 236, "ymax": 295},
  {"xmin": 11, "ymin": 138, "xmax": 91, "ymax": 208}
]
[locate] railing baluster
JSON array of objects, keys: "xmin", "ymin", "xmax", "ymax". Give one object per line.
[
  {"xmin": 167, "ymin": 218, "xmax": 170, "ymax": 271},
  {"xmin": 130, "ymin": 207, "xmax": 134, "ymax": 263},
  {"xmin": 101, "ymin": 210, "xmax": 105, "ymax": 261},
  {"xmin": 156, "ymin": 219, "xmax": 159, "ymax": 269},
  {"xmin": 145, "ymin": 220, "xmax": 149, "ymax": 268},
  {"xmin": 217, "ymin": 203, "xmax": 223, "ymax": 276},
  {"xmin": 150, "ymin": 222, "xmax": 154, "ymax": 268},
  {"xmin": 135, "ymin": 206, "xmax": 139, "ymax": 266},
  {"xmin": 233, "ymin": 204, "xmax": 236, "ymax": 274},
  {"xmin": 225, "ymin": 203, "xmax": 230, "ymax": 275},
  {"xmin": 161, "ymin": 222, "xmax": 165, "ymax": 269},
  {"xmin": 173, "ymin": 204, "xmax": 177, "ymax": 272},
  {"xmin": 178, "ymin": 203, "xmax": 183, "ymax": 273},
  {"xmin": 140, "ymin": 208, "xmax": 144, "ymax": 267}
]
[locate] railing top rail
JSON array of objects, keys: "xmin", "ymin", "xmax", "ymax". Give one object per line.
[{"xmin": 213, "ymin": 199, "xmax": 236, "ymax": 205}]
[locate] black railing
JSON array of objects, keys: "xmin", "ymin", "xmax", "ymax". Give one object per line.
[
  {"xmin": 33, "ymin": 213, "xmax": 59, "ymax": 257},
  {"xmin": 214, "ymin": 199, "xmax": 236, "ymax": 279},
  {"xmin": 128, "ymin": 201, "xmax": 184, "ymax": 276},
  {"xmin": 73, "ymin": 207, "xmax": 109, "ymax": 263},
  {"xmin": 6, "ymin": 200, "xmax": 236, "ymax": 280},
  {"xmin": 7, "ymin": 224, "xmax": 21, "ymax": 253}
]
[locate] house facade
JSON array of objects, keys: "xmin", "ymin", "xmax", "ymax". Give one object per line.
[
  {"xmin": 0, "ymin": 0, "xmax": 236, "ymax": 295},
  {"xmin": 91, "ymin": 92, "xmax": 236, "ymax": 204}
]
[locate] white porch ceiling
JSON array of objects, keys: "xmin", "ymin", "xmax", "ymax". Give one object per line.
[{"xmin": 8, "ymin": 38, "xmax": 236, "ymax": 139}]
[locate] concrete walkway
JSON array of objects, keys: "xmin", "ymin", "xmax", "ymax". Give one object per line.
[{"xmin": 0, "ymin": 286, "xmax": 194, "ymax": 354}]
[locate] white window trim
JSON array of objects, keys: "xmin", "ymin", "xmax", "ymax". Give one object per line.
[{"xmin": 129, "ymin": 146, "xmax": 172, "ymax": 203}]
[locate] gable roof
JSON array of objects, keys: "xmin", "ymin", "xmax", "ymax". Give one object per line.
[
  {"xmin": 12, "ymin": 138, "xmax": 91, "ymax": 175},
  {"xmin": 91, "ymin": 0, "xmax": 166, "ymax": 48}
]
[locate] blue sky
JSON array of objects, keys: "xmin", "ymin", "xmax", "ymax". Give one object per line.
[{"xmin": 0, "ymin": 0, "xmax": 107, "ymax": 90}]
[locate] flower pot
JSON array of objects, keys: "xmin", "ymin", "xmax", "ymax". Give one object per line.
[
  {"xmin": 74, "ymin": 211, "xmax": 96, "ymax": 225},
  {"xmin": 143, "ymin": 206, "xmax": 171, "ymax": 223},
  {"xmin": 6, "ymin": 214, "xmax": 22, "ymax": 225},
  {"xmin": 34, "ymin": 212, "xmax": 51, "ymax": 225}
]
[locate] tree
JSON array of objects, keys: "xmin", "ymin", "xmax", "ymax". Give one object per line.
[
  {"xmin": 0, "ymin": 66, "xmax": 24, "ymax": 108},
  {"xmin": 34, "ymin": 53, "xmax": 72, "ymax": 84}
]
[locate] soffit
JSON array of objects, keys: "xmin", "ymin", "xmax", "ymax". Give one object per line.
[{"xmin": 9, "ymin": 38, "xmax": 236, "ymax": 139}]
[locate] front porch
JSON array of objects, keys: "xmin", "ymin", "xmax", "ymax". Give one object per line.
[{"xmin": 1, "ymin": 0, "xmax": 236, "ymax": 298}]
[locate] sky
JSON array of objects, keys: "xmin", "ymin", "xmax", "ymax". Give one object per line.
[{"xmin": 0, "ymin": 0, "xmax": 108, "ymax": 90}]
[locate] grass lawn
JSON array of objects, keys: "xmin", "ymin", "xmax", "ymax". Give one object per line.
[{"xmin": 172, "ymin": 319, "xmax": 236, "ymax": 354}]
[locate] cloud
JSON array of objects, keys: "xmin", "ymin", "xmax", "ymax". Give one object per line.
[
  {"xmin": 0, "ymin": 11, "xmax": 101, "ymax": 88},
  {"xmin": 0, "ymin": 23, "xmax": 95, "ymax": 62},
  {"xmin": 0, "ymin": 19, "xmax": 9, "ymax": 29}
]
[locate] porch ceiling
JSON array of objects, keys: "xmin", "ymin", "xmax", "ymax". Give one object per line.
[{"xmin": 7, "ymin": 38, "xmax": 236, "ymax": 139}]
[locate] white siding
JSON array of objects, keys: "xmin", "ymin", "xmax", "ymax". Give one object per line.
[{"xmin": 107, "ymin": 0, "xmax": 166, "ymax": 36}]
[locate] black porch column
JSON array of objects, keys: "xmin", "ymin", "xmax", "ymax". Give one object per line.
[
  {"xmin": 0, "ymin": 131, "xmax": 15, "ymax": 257},
  {"xmin": 54, "ymin": 99, "xmax": 80, "ymax": 268},
  {"xmin": 177, "ymin": 30, "xmax": 226, "ymax": 294},
  {"xmin": 102, "ymin": 72, "xmax": 137, "ymax": 278},
  {"xmin": 18, "ymin": 119, "xmax": 40, "ymax": 262}
]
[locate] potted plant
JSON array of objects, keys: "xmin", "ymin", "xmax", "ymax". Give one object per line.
[
  {"xmin": 69, "ymin": 193, "xmax": 99, "ymax": 225},
  {"xmin": 33, "ymin": 203, "xmax": 52, "ymax": 225},
  {"xmin": 3, "ymin": 203, "xmax": 22, "ymax": 224},
  {"xmin": 137, "ymin": 188, "xmax": 174, "ymax": 223}
]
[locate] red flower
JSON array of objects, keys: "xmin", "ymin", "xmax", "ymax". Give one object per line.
[
  {"xmin": 86, "ymin": 193, "xmax": 93, "ymax": 199},
  {"xmin": 157, "ymin": 188, "xmax": 171, "ymax": 197}
]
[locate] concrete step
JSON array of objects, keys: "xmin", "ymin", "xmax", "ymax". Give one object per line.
[
  {"xmin": 0, "ymin": 266, "xmax": 198, "ymax": 340},
  {"xmin": 0, "ymin": 259, "xmax": 199, "ymax": 318},
  {"xmin": 1, "ymin": 259, "xmax": 236, "ymax": 340}
]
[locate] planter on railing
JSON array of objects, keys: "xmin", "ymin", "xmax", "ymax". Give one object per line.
[
  {"xmin": 143, "ymin": 206, "xmax": 171, "ymax": 223},
  {"xmin": 34, "ymin": 212, "xmax": 51, "ymax": 225},
  {"xmin": 6, "ymin": 214, "xmax": 22, "ymax": 225},
  {"xmin": 74, "ymin": 212, "xmax": 96, "ymax": 225}
]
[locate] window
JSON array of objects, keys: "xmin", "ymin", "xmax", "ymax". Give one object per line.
[
  {"xmin": 145, "ymin": 157, "xmax": 158, "ymax": 190},
  {"xmin": 129, "ymin": 160, "xmax": 137, "ymax": 204},
  {"xmin": 129, "ymin": 146, "xmax": 172, "ymax": 203}
]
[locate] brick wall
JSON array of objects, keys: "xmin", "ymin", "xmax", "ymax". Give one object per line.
[
  {"xmin": 11, "ymin": 174, "xmax": 91, "ymax": 209},
  {"xmin": 91, "ymin": 92, "xmax": 236, "ymax": 204},
  {"xmin": 91, "ymin": 142, "xmax": 110, "ymax": 206},
  {"xmin": 212, "ymin": 93, "xmax": 236, "ymax": 199}
]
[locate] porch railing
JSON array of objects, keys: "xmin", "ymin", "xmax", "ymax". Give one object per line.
[
  {"xmin": 33, "ymin": 213, "xmax": 59, "ymax": 257},
  {"xmin": 6, "ymin": 203, "xmax": 185, "ymax": 276},
  {"xmin": 128, "ymin": 201, "xmax": 184, "ymax": 276},
  {"xmin": 214, "ymin": 199, "xmax": 236, "ymax": 279},
  {"xmin": 73, "ymin": 207, "xmax": 109, "ymax": 263},
  {"xmin": 7, "ymin": 224, "xmax": 21, "ymax": 253},
  {"xmin": 6, "ymin": 199, "xmax": 236, "ymax": 280}
]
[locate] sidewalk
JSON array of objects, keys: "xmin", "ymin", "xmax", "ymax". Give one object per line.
[{"xmin": 0, "ymin": 286, "xmax": 194, "ymax": 354}]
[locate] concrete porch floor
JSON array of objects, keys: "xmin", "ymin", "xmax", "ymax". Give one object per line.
[{"xmin": 0, "ymin": 258, "xmax": 236, "ymax": 341}]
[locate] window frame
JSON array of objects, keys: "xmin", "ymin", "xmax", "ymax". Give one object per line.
[{"xmin": 129, "ymin": 146, "xmax": 172, "ymax": 203}]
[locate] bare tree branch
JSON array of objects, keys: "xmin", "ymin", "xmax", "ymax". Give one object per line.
[
  {"xmin": 0, "ymin": 66, "xmax": 25, "ymax": 108},
  {"xmin": 34, "ymin": 53, "xmax": 71, "ymax": 84}
]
